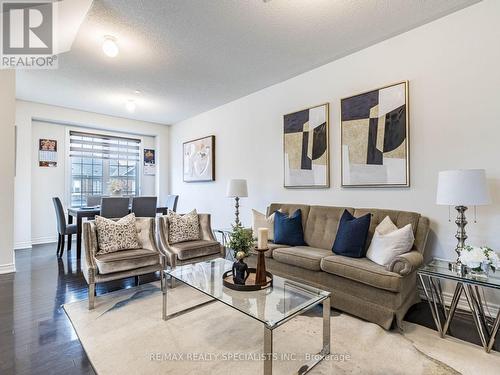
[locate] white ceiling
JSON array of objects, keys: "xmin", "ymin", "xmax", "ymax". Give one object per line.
[{"xmin": 16, "ymin": 0, "xmax": 480, "ymax": 125}]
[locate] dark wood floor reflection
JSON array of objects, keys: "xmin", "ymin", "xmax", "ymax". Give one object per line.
[
  {"xmin": 0, "ymin": 243, "xmax": 159, "ymax": 375},
  {"xmin": 0, "ymin": 244, "xmax": 497, "ymax": 374}
]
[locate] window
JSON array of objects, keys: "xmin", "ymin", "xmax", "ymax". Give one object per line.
[{"xmin": 69, "ymin": 131, "xmax": 141, "ymax": 207}]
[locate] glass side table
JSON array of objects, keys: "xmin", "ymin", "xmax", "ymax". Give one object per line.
[
  {"xmin": 418, "ymin": 259, "xmax": 500, "ymax": 352},
  {"xmin": 213, "ymin": 228, "xmax": 235, "ymax": 261}
]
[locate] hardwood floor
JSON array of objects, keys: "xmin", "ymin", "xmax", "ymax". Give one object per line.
[
  {"xmin": 0, "ymin": 243, "xmax": 497, "ymax": 374},
  {"xmin": 0, "ymin": 243, "xmax": 159, "ymax": 375}
]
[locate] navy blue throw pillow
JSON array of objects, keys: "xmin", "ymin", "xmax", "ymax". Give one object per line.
[
  {"xmin": 332, "ymin": 210, "xmax": 371, "ymax": 258},
  {"xmin": 274, "ymin": 210, "xmax": 306, "ymax": 246}
]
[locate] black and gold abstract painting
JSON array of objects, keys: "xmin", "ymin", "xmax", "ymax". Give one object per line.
[
  {"xmin": 283, "ymin": 103, "xmax": 329, "ymax": 188},
  {"xmin": 341, "ymin": 81, "xmax": 409, "ymax": 187}
]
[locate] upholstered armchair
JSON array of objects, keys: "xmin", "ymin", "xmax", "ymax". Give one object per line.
[
  {"xmin": 82, "ymin": 217, "xmax": 165, "ymax": 309},
  {"xmin": 158, "ymin": 214, "xmax": 225, "ymax": 268}
]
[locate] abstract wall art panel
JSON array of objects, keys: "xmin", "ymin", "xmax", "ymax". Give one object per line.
[
  {"xmin": 283, "ymin": 103, "xmax": 329, "ymax": 188},
  {"xmin": 183, "ymin": 135, "xmax": 215, "ymax": 182},
  {"xmin": 341, "ymin": 81, "xmax": 409, "ymax": 187}
]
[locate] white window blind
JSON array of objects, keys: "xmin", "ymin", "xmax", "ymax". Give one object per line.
[
  {"xmin": 69, "ymin": 131, "xmax": 140, "ymax": 161},
  {"xmin": 69, "ymin": 130, "xmax": 141, "ymax": 207}
]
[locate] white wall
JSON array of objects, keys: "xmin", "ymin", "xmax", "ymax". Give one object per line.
[
  {"xmin": 0, "ymin": 71, "xmax": 16, "ymax": 273},
  {"xmin": 170, "ymin": 0, "xmax": 500, "ymax": 263},
  {"xmin": 15, "ymin": 100, "xmax": 169, "ymax": 249},
  {"xmin": 30, "ymin": 120, "xmax": 157, "ymax": 244}
]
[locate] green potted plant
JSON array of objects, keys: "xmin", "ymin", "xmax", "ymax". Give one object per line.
[{"xmin": 228, "ymin": 224, "xmax": 255, "ymax": 258}]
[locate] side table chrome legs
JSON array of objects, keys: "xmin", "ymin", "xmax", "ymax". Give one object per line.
[{"xmin": 418, "ymin": 275, "xmax": 499, "ymax": 352}]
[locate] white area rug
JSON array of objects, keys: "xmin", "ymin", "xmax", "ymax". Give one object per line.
[{"xmin": 63, "ymin": 282, "xmax": 500, "ymax": 375}]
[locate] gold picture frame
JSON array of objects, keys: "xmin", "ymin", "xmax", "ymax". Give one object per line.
[
  {"xmin": 283, "ymin": 103, "xmax": 330, "ymax": 188},
  {"xmin": 340, "ymin": 81, "xmax": 409, "ymax": 187}
]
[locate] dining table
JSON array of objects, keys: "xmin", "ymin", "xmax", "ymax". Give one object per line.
[{"xmin": 67, "ymin": 206, "xmax": 169, "ymax": 259}]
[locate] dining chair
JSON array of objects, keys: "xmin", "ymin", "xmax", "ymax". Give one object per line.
[
  {"xmin": 166, "ymin": 195, "xmax": 179, "ymax": 212},
  {"xmin": 131, "ymin": 196, "xmax": 157, "ymax": 217},
  {"xmin": 100, "ymin": 197, "xmax": 130, "ymax": 218},
  {"xmin": 86, "ymin": 195, "xmax": 102, "ymax": 207},
  {"xmin": 52, "ymin": 197, "xmax": 77, "ymax": 257}
]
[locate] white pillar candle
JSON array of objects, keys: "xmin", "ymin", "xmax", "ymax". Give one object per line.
[{"xmin": 257, "ymin": 228, "xmax": 269, "ymax": 249}]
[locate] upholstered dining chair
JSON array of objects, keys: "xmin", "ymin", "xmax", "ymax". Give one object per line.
[
  {"xmin": 165, "ymin": 195, "xmax": 179, "ymax": 212},
  {"xmin": 132, "ymin": 196, "xmax": 157, "ymax": 217},
  {"xmin": 86, "ymin": 195, "xmax": 103, "ymax": 207},
  {"xmin": 82, "ymin": 217, "xmax": 165, "ymax": 309},
  {"xmin": 52, "ymin": 197, "xmax": 77, "ymax": 257},
  {"xmin": 100, "ymin": 197, "xmax": 129, "ymax": 218}
]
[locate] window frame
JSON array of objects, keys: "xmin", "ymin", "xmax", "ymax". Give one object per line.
[{"xmin": 66, "ymin": 128, "xmax": 143, "ymax": 208}]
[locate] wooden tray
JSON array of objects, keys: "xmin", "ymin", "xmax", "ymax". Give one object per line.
[{"xmin": 222, "ymin": 268, "xmax": 273, "ymax": 291}]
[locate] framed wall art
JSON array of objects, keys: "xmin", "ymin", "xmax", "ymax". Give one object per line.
[
  {"xmin": 283, "ymin": 103, "xmax": 329, "ymax": 188},
  {"xmin": 143, "ymin": 148, "xmax": 156, "ymax": 175},
  {"xmin": 39, "ymin": 138, "xmax": 57, "ymax": 167},
  {"xmin": 183, "ymin": 135, "xmax": 215, "ymax": 182},
  {"xmin": 341, "ymin": 81, "xmax": 409, "ymax": 187}
]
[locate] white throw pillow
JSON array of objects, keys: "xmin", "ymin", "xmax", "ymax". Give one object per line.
[
  {"xmin": 375, "ymin": 215, "xmax": 398, "ymax": 235},
  {"xmin": 167, "ymin": 209, "xmax": 200, "ymax": 244},
  {"xmin": 366, "ymin": 219, "xmax": 415, "ymax": 266},
  {"xmin": 252, "ymin": 209, "xmax": 275, "ymax": 241}
]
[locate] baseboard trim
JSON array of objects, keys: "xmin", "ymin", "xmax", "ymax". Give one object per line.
[
  {"xmin": 14, "ymin": 241, "xmax": 32, "ymax": 250},
  {"xmin": 419, "ymin": 286, "xmax": 499, "ymax": 316},
  {"xmin": 31, "ymin": 236, "xmax": 58, "ymax": 245},
  {"xmin": 0, "ymin": 263, "xmax": 16, "ymax": 274}
]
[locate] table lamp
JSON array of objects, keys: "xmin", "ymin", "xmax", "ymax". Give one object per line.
[
  {"xmin": 226, "ymin": 179, "xmax": 248, "ymax": 227},
  {"xmin": 436, "ymin": 169, "xmax": 491, "ymax": 262}
]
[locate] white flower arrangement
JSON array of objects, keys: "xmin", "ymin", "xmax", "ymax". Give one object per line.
[
  {"xmin": 108, "ymin": 179, "xmax": 126, "ymax": 194},
  {"xmin": 459, "ymin": 245, "xmax": 499, "ymax": 272}
]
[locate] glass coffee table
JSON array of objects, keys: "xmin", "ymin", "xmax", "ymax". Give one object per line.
[{"xmin": 162, "ymin": 258, "xmax": 331, "ymax": 374}]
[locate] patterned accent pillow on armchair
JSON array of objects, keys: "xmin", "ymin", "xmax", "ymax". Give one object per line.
[
  {"xmin": 95, "ymin": 213, "xmax": 141, "ymax": 255},
  {"xmin": 167, "ymin": 209, "xmax": 200, "ymax": 244}
]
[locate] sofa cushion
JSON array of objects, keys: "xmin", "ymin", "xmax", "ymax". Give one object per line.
[
  {"xmin": 170, "ymin": 240, "xmax": 221, "ymax": 260},
  {"xmin": 332, "ymin": 210, "xmax": 371, "ymax": 258},
  {"xmin": 304, "ymin": 206, "xmax": 354, "ymax": 250},
  {"xmin": 95, "ymin": 248, "xmax": 159, "ymax": 274},
  {"xmin": 320, "ymin": 255, "xmax": 402, "ymax": 292},
  {"xmin": 353, "ymin": 208, "xmax": 420, "ymax": 250},
  {"xmin": 273, "ymin": 246, "xmax": 332, "ymax": 271},
  {"xmin": 264, "ymin": 242, "xmax": 290, "ymax": 258},
  {"xmin": 274, "ymin": 210, "xmax": 306, "ymax": 246}
]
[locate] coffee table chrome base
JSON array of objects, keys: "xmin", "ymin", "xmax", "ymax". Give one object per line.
[
  {"xmin": 163, "ymin": 275, "xmax": 331, "ymax": 374},
  {"xmin": 418, "ymin": 275, "xmax": 500, "ymax": 352},
  {"xmin": 263, "ymin": 296, "xmax": 330, "ymax": 375}
]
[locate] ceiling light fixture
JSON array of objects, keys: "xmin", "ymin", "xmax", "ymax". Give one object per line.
[
  {"xmin": 126, "ymin": 99, "xmax": 136, "ymax": 112},
  {"xmin": 102, "ymin": 35, "xmax": 119, "ymax": 58}
]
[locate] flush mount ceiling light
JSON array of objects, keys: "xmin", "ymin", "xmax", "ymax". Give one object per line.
[
  {"xmin": 126, "ymin": 99, "xmax": 136, "ymax": 112},
  {"xmin": 102, "ymin": 35, "xmax": 119, "ymax": 58}
]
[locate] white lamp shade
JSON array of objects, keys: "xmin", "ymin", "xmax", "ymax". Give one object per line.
[
  {"xmin": 436, "ymin": 169, "xmax": 491, "ymax": 206},
  {"xmin": 226, "ymin": 179, "xmax": 248, "ymax": 198}
]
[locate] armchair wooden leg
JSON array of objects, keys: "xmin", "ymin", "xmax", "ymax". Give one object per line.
[
  {"xmin": 135, "ymin": 275, "xmax": 140, "ymax": 286},
  {"xmin": 89, "ymin": 283, "xmax": 96, "ymax": 310}
]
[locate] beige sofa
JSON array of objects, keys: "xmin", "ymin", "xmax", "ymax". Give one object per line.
[{"xmin": 249, "ymin": 203, "xmax": 430, "ymax": 330}]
